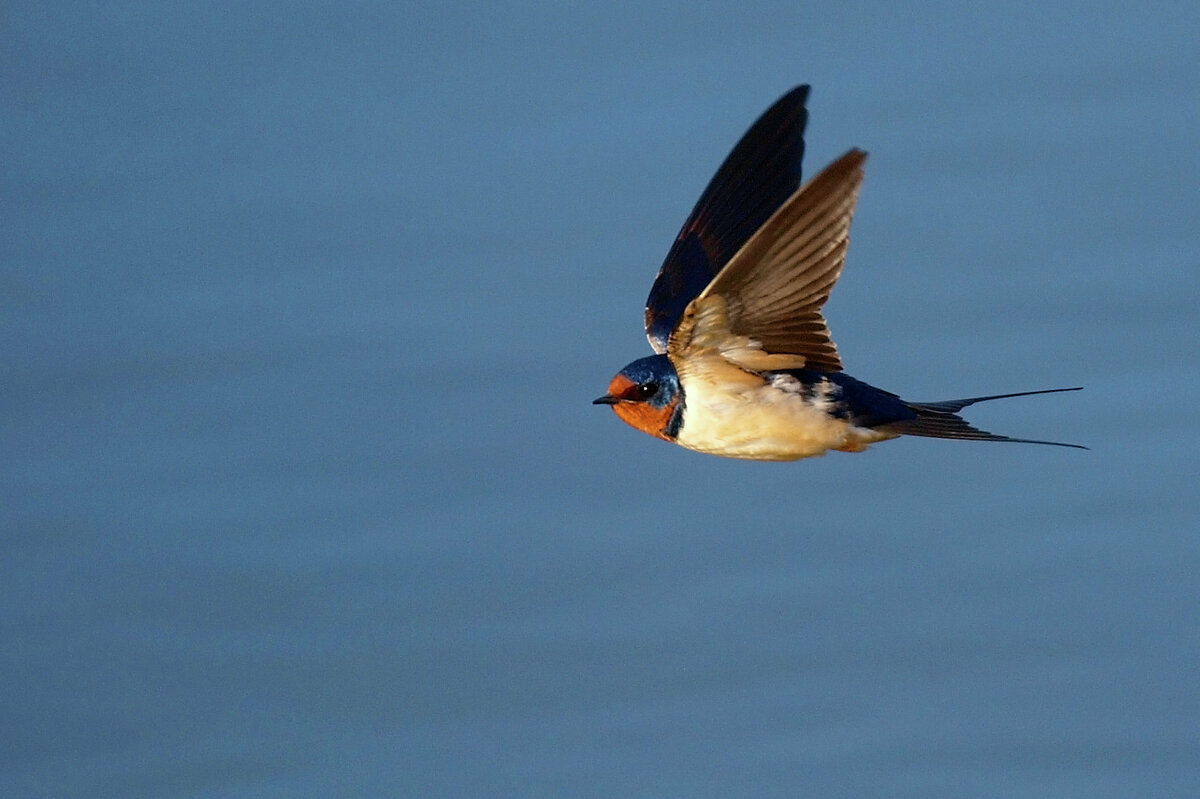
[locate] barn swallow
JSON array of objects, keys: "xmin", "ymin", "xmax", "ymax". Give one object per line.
[{"xmin": 594, "ymin": 85, "xmax": 1084, "ymax": 460}]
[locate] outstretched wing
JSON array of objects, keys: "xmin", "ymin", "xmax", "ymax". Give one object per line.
[
  {"xmin": 643, "ymin": 86, "xmax": 810, "ymax": 354},
  {"xmin": 668, "ymin": 149, "xmax": 866, "ymax": 374}
]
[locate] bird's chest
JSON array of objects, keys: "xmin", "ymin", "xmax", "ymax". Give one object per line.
[{"xmin": 674, "ymin": 375, "xmax": 854, "ymax": 461}]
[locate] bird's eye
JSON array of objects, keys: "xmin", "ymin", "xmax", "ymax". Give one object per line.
[{"xmin": 633, "ymin": 382, "xmax": 658, "ymax": 400}]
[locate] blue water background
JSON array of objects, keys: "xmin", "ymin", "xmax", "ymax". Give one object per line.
[{"xmin": 3, "ymin": 3, "xmax": 1198, "ymax": 796}]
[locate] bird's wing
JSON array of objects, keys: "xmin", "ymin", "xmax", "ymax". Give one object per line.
[
  {"xmin": 668, "ymin": 149, "xmax": 866, "ymax": 374},
  {"xmin": 643, "ymin": 86, "xmax": 810, "ymax": 355}
]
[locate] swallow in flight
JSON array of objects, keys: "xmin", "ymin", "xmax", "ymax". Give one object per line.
[{"xmin": 594, "ymin": 85, "xmax": 1084, "ymax": 460}]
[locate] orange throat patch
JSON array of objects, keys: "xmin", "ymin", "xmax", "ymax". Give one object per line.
[{"xmin": 610, "ymin": 396, "xmax": 678, "ymax": 442}]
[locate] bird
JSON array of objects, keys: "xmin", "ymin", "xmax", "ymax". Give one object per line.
[{"xmin": 593, "ymin": 85, "xmax": 1084, "ymax": 461}]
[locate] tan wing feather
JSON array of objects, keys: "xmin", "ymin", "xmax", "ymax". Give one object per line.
[{"xmin": 668, "ymin": 149, "xmax": 867, "ymax": 373}]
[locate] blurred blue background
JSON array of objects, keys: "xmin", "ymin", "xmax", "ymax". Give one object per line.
[{"xmin": 3, "ymin": 3, "xmax": 1198, "ymax": 797}]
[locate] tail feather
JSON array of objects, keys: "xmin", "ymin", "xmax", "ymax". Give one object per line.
[{"xmin": 878, "ymin": 386, "xmax": 1087, "ymax": 449}]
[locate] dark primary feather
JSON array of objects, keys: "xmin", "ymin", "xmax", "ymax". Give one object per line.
[{"xmin": 644, "ymin": 85, "xmax": 809, "ymax": 354}]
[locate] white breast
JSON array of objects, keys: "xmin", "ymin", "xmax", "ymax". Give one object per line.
[{"xmin": 674, "ymin": 370, "xmax": 890, "ymax": 461}]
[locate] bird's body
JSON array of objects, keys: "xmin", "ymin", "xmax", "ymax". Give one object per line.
[
  {"xmin": 595, "ymin": 86, "xmax": 1083, "ymax": 460},
  {"xmin": 673, "ymin": 366, "xmax": 896, "ymax": 461}
]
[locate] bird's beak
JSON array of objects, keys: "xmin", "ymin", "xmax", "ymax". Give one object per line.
[{"xmin": 592, "ymin": 395, "xmax": 619, "ymax": 405}]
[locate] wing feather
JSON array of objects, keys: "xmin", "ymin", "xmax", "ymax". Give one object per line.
[
  {"xmin": 669, "ymin": 149, "xmax": 867, "ymax": 373},
  {"xmin": 643, "ymin": 87, "xmax": 810, "ymax": 354}
]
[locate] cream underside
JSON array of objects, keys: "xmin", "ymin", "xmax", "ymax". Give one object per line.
[{"xmin": 674, "ymin": 362, "xmax": 896, "ymax": 461}]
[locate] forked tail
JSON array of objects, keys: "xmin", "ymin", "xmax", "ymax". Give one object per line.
[{"xmin": 878, "ymin": 387, "xmax": 1087, "ymax": 449}]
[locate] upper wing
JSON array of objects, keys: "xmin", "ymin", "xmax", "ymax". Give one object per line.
[
  {"xmin": 668, "ymin": 149, "xmax": 867, "ymax": 373},
  {"xmin": 643, "ymin": 86, "xmax": 810, "ymax": 354}
]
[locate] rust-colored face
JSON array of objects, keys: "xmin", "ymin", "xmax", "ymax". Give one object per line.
[{"xmin": 599, "ymin": 374, "xmax": 678, "ymax": 442}]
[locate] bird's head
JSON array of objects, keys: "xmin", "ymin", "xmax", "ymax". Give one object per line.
[{"xmin": 593, "ymin": 354, "xmax": 683, "ymax": 441}]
